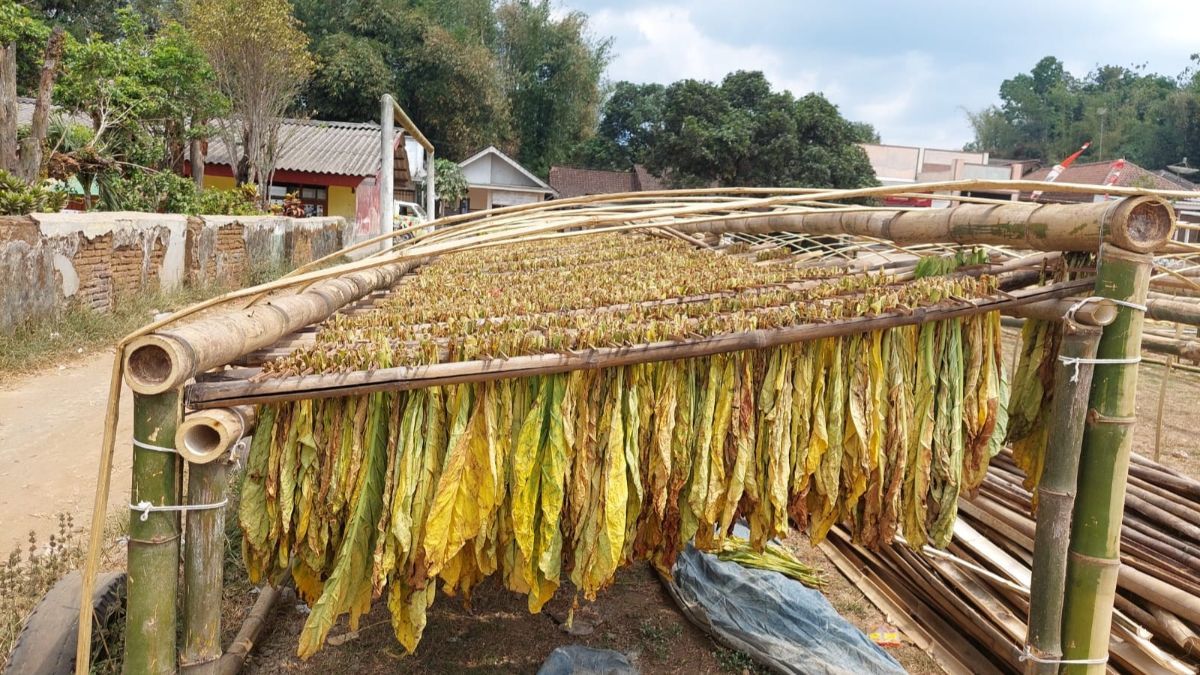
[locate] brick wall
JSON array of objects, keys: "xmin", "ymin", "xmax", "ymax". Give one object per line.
[{"xmin": 0, "ymin": 213, "xmax": 347, "ymax": 332}]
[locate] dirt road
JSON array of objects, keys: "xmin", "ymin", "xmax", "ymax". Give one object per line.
[{"xmin": 0, "ymin": 352, "xmax": 132, "ymax": 553}]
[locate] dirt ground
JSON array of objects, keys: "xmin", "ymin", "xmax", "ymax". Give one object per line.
[
  {"xmin": 229, "ymin": 564, "xmax": 743, "ymax": 675},
  {"xmin": 0, "ymin": 350, "xmax": 132, "ymax": 553}
]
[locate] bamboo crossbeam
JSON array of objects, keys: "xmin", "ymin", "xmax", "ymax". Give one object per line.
[
  {"xmin": 1005, "ymin": 298, "xmax": 1117, "ymax": 325},
  {"xmin": 185, "ymin": 278, "xmax": 1091, "ymax": 408},
  {"xmin": 1141, "ymin": 333, "xmax": 1200, "ymax": 361},
  {"xmin": 674, "ymin": 196, "xmax": 1175, "ymax": 253},
  {"xmin": 123, "ymin": 260, "xmax": 422, "ymax": 395}
]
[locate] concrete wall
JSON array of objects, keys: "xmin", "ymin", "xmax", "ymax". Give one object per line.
[{"xmin": 0, "ymin": 212, "xmax": 347, "ymax": 332}]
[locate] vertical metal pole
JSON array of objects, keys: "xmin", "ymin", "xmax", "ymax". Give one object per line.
[
  {"xmin": 380, "ymin": 94, "xmax": 395, "ymax": 251},
  {"xmin": 426, "ymin": 149, "xmax": 436, "ymax": 219},
  {"xmin": 125, "ymin": 390, "xmax": 182, "ymax": 675},
  {"xmin": 181, "ymin": 458, "xmax": 229, "ymax": 675}
]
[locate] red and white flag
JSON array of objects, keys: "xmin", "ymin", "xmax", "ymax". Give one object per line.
[
  {"xmin": 1094, "ymin": 158, "xmax": 1126, "ymax": 202},
  {"xmin": 1031, "ymin": 141, "xmax": 1091, "ymax": 200}
]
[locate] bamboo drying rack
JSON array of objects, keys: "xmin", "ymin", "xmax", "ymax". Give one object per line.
[{"xmin": 71, "ymin": 179, "xmax": 1193, "ymax": 675}]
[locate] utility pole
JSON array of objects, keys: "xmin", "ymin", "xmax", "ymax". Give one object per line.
[{"xmin": 1098, "ymin": 107, "xmax": 1108, "ymax": 162}]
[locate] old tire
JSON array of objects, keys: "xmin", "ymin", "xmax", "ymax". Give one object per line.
[{"xmin": 4, "ymin": 571, "xmax": 126, "ymax": 675}]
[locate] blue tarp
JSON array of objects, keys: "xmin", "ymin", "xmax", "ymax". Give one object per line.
[
  {"xmin": 537, "ymin": 645, "xmax": 639, "ymax": 675},
  {"xmin": 664, "ymin": 538, "xmax": 906, "ymax": 675}
]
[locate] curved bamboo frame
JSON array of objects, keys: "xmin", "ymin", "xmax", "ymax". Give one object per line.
[{"xmin": 72, "ymin": 179, "xmax": 1186, "ymax": 673}]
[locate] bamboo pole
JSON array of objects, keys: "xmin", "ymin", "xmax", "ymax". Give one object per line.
[
  {"xmin": 1153, "ymin": 324, "xmax": 1182, "ymax": 461},
  {"xmin": 1024, "ymin": 320, "xmax": 1105, "ymax": 674},
  {"xmin": 1146, "ymin": 297, "xmax": 1200, "ymax": 327},
  {"xmin": 180, "ymin": 457, "xmax": 229, "ymax": 675},
  {"xmin": 674, "ymin": 196, "xmax": 1175, "ymax": 253},
  {"xmin": 185, "ymin": 278, "xmax": 1090, "ymax": 408},
  {"xmin": 1061, "ymin": 244, "xmax": 1154, "ymax": 675},
  {"xmin": 124, "ymin": 391, "xmax": 181, "ymax": 675},
  {"xmin": 1006, "ymin": 298, "xmax": 1117, "ymax": 325},
  {"xmin": 175, "ymin": 406, "xmax": 256, "ymax": 464},
  {"xmin": 1140, "ymin": 332, "xmax": 1200, "ymax": 362},
  {"xmin": 215, "ymin": 585, "xmax": 283, "ymax": 675},
  {"xmin": 123, "ymin": 261, "xmax": 421, "ymax": 395}
]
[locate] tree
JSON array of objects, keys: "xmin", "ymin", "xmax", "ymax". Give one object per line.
[
  {"xmin": 570, "ymin": 81, "xmax": 665, "ymax": 170},
  {"xmin": 184, "ymin": 0, "xmax": 313, "ymax": 202},
  {"xmin": 0, "ymin": 0, "xmax": 64, "ymax": 182},
  {"xmin": 496, "ymin": 0, "xmax": 610, "ymax": 177},
  {"xmin": 431, "ymin": 156, "xmax": 467, "ymax": 214},
  {"xmin": 53, "ymin": 11, "xmax": 226, "ymax": 187},
  {"xmin": 966, "ymin": 55, "xmax": 1200, "ymax": 168},
  {"xmin": 644, "ymin": 71, "xmax": 877, "ymax": 189},
  {"xmin": 292, "ymin": 0, "xmax": 512, "ymax": 160},
  {"xmin": 25, "ymin": 0, "xmax": 175, "ymax": 39}
]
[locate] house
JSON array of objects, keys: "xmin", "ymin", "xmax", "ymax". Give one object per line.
[
  {"xmin": 859, "ymin": 143, "xmax": 1030, "ymax": 205},
  {"xmin": 457, "ymin": 146, "xmax": 556, "ymax": 212},
  {"xmin": 1023, "ymin": 159, "xmax": 1200, "ymax": 243},
  {"xmin": 194, "ymin": 118, "xmax": 426, "ymax": 224},
  {"xmin": 548, "ymin": 165, "xmax": 665, "ymax": 198},
  {"xmin": 1022, "ymin": 159, "xmax": 1190, "ymax": 203}
]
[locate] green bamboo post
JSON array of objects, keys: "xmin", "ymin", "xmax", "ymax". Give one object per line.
[
  {"xmin": 125, "ymin": 390, "xmax": 182, "ymax": 675},
  {"xmin": 181, "ymin": 457, "xmax": 230, "ymax": 674},
  {"xmin": 1024, "ymin": 319, "xmax": 1105, "ymax": 674},
  {"xmin": 1061, "ymin": 244, "xmax": 1154, "ymax": 674}
]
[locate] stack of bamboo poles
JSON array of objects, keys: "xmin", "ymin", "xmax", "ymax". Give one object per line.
[
  {"xmin": 822, "ymin": 448, "xmax": 1200, "ymax": 675},
  {"xmin": 71, "ymin": 180, "xmax": 1190, "ymax": 674}
]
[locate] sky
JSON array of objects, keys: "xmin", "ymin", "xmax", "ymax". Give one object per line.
[{"xmin": 566, "ymin": 0, "xmax": 1200, "ymax": 151}]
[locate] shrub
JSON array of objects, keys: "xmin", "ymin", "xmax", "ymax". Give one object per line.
[
  {"xmin": 0, "ymin": 170, "xmax": 68, "ymax": 215},
  {"xmin": 98, "ymin": 170, "xmax": 262, "ymax": 215}
]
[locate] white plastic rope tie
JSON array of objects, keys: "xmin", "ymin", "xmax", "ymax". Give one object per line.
[
  {"xmin": 133, "ymin": 438, "xmax": 177, "ymax": 454},
  {"xmin": 1057, "ymin": 355, "xmax": 1141, "ymax": 383},
  {"xmin": 1065, "ymin": 295, "xmax": 1147, "ymax": 324},
  {"xmin": 1018, "ymin": 645, "xmax": 1108, "ymax": 666},
  {"xmin": 129, "ymin": 499, "xmax": 229, "ymax": 522}
]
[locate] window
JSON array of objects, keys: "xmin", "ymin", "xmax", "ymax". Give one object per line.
[{"xmin": 269, "ymin": 183, "xmax": 328, "ymax": 216}]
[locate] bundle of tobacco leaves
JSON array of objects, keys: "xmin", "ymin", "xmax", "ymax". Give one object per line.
[
  {"xmin": 239, "ymin": 234, "xmax": 1009, "ymax": 657},
  {"xmin": 1003, "ymin": 251, "xmax": 1089, "ymax": 493}
]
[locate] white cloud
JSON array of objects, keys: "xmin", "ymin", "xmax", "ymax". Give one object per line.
[
  {"xmin": 590, "ymin": 4, "xmax": 975, "ymax": 147},
  {"xmin": 579, "ymin": 0, "xmax": 1199, "ymax": 150},
  {"xmin": 591, "ymin": 5, "xmax": 819, "ymax": 95}
]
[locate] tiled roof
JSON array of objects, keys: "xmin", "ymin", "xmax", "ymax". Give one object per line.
[
  {"xmin": 633, "ymin": 165, "xmax": 665, "ymax": 191},
  {"xmin": 548, "ymin": 165, "xmax": 665, "ymax": 198},
  {"xmin": 206, "ymin": 119, "xmax": 386, "ymax": 177},
  {"xmin": 1022, "ymin": 160, "xmax": 1185, "ymax": 202}
]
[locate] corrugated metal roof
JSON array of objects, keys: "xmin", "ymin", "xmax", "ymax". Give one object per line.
[
  {"xmin": 17, "ymin": 97, "xmax": 91, "ymax": 127},
  {"xmin": 206, "ymin": 118, "xmax": 387, "ymax": 177}
]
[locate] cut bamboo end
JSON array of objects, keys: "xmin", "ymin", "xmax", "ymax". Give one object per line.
[
  {"xmin": 1007, "ymin": 298, "xmax": 1118, "ymax": 326},
  {"xmin": 1103, "ymin": 196, "xmax": 1176, "ymax": 253},
  {"xmin": 176, "ymin": 406, "xmax": 255, "ymax": 464},
  {"xmin": 124, "ymin": 334, "xmax": 192, "ymax": 395}
]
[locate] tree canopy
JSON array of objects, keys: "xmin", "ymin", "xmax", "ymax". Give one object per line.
[
  {"xmin": 572, "ymin": 71, "xmax": 878, "ymax": 190},
  {"xmin": 966, "ymin": 55, "xmax": 1200, "ymax": 169},
  {"xmin": 4, "ymin": 0, "xmax": 890, "ymax": 208},
  {"xmin": 292, "ymin": 0, "xmax": 608, "ymax": 176}
]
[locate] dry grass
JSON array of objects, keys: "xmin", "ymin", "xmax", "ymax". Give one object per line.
[
  {"xmin": 0, "ymin": 285, "xmax": 224, "ymax": 384},
  {"xmin": 0, "ymin": 514, "xmax": 86, "ymax": 661},
  {"xmin": 0, "ymin": 257, "xmax": 294, "ymax": 385},
  {"xmin": 0, "ymin": 512, "xmax": 128, "ymax": 668}
]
